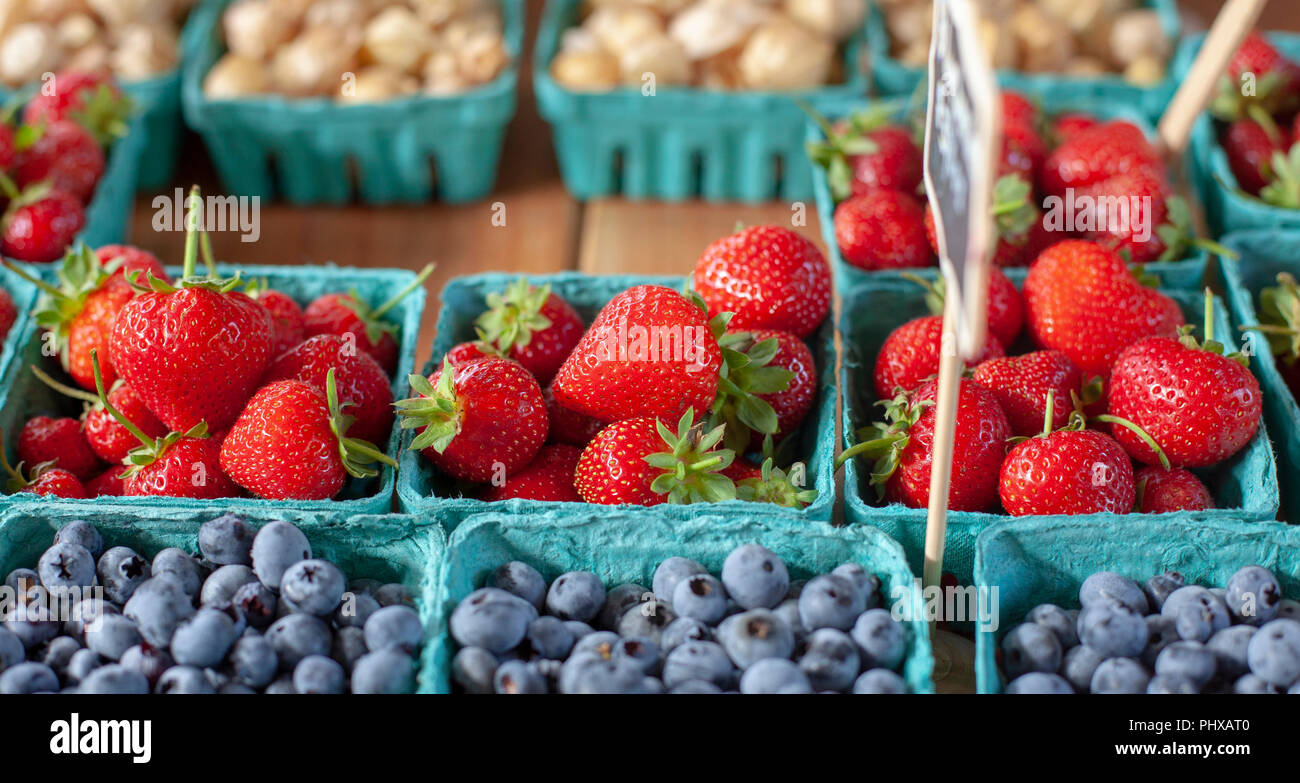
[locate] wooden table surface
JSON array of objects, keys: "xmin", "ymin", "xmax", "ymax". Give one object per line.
[{"xmin": 125, "ymin": 0, "xmax": 1300, "ymax": 370}]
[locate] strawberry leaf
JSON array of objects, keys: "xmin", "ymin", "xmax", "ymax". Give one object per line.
[{"xmin": 475, "ymin": 278, "xmax": 554, "ymax": 357}]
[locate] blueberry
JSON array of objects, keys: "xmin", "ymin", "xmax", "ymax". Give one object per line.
[
  {"xmin": 364, "ymin": 605, "xmax": 423, "ymax": 653},
  {"xmin": 564, "ymin": 621, "xmax": 594, "ymax": 640},
  {"xmin": 232, "ymin": 581, "xmax": 277, "ymax": 629},
  {"xmin": 545, "ymin": 572, "xmax": 605, "ymax": 622},
  {"xmin": 1141, "ymin": 615, "xmax": 1180, "ymax": 668},
  {"xmin": 54, "ymin": 520, "xmax": 103, "ymax": 559},
  {"xmin": 1162, "ymin": 586, "xmax": 1231, "ymax": 642},
  {"xmin": 494, "ymin": 660, "xmax": 548, "ymax": 694},
  {"xmin": 85, "ymin": 613, "xmax": 142, "ymax": 661},
  {"xmin": 351, "ymin": 647, "xmax": 416, "ymax": 694},
  {"xmin": 669, "ymin": 680, "xmax": 723, "ymax": 694},
  {"xmin": 1062, "ymin": 645, "xmax": 1104, "ymax": 692},
  {"xmin": 42, "ymin": 636, "xmax": 81, "ymax": 677},
  {"xmin": 38, "ymin": 541, "xmax": 96, "ymax": 590},
  {"xmin": 330, "ymin": 626, "xmax": 368, "ymax": 673},
  {"xmin": 64, "ymin": 598, "xmax": 116, "ymax": 640},
  {"xmin": 1079, "ymin": 572, "xmax": 1147, "ymax": 614},
  {"xmin": 853, "ymin": 668, "xmax": 908, "ymax": 694},
  {"xmin": 124, "ymin": 577, "xmax": 196, "ymax": 647},
  {"xmin": 487, "ymin": 561, "xmax": 547, "ymax": 611},
  {"xmin": 5, "ymin": 568, "xmax": 42, "ymax": 604},
  {"xmin": 0, "ymin": 662, "xmax": 58, "ymax": 693},
  {"xmin": 561, "ymin": 656, "xmax": 646, "ymax": 694},
  {"xmin": 155, "ymin": 665, "xmax": 216, "ymax": 694},
  {"xmin": 452, "ymin": 646, "xmax": 497, "ymax": 693},
  {"xmin": 1005, "ymin": 672, "xmax": 1073, "ymax": 694},
  {"xmin": 653, "ymin": 557, "xmax": 706, "ymax": 603},
  {"xmin": 597, "ymin": 583, "xmax": 650, "ymax": 630},
  {"xmin": 662, "ymin": 641, "xmax": 735, "ymax": 690},
  {"xmin": 661, "ymin": 617, "xmax": 713, "ymax": 651},
  {"xmin": 200, "ymin": 565, "xmax": 257, "ymax": 607},
  {"xmin": 449, "ymin": 587, "xmax": 536, "ymax": 654},
  {"xmin": 171, "ymin": 608, "xmax": 238, "ymax": 668},
  {"xmin": 228, "ymin": 633, "xmax": 278, "ymax": 688},
  {"xmin": 97, "ymin": 547, "xmax": 150, "ymax": 605},
  {"xmin": 572, "ymin": 631, "xmax": 620, "ymax": 661},
  {"xmin": 851, "ymin": 608, "xmax": 906, "ymax": 671},
  {"xmin": 798, "ymin": 574, "xmax": 865, "ymax": 632},
  {"xmin": 280, "ymin": 559, "xmax": 346, "ymax": 616},
  {"xmin": 335, "ymin": 591, "xmax": 380, "ymax": 629},
  {"xmin": 65, "ymin": 648, "xmax": 101, "ymax": 685},
  {"xmin": 1234, "ymin": 673, "xmax": 1282, "ymax": 694},
  {"xmin": 1001, "ymin": 622, "xmax": 1063, "ymax": 679},
  {"xmin": 119, "ymin": 643, "xmax": 173, "ymax": 689},
  {"xmin": 721, "ymin": 544, "xmax": 789, "ymax": 610},
  {"xmin": 266, "ymin": 614, "xmax": 331, "ymax": 670},
  {"xmin": 1154, "ymin": 641, "xmax": 1215, "ymax": 689},
  {"xmin": 832, "ymin": 563, "xmax": 880, "ymax": 608},
  {"xmin": 1090, "ymin": 658, "xmax": 1149, "ymax": 694},
  {"xmin": 79, "ymin": 664, "xmax": 149, "ymax": 694},
  {"xmin": 739, "ymin": 658, "xmax": 812, "ymax": 694},
  {"xmin": 525, "ymin": 616, "xmax": 575, "ymax": 660},
  {"xmin": 198, "ymin": 513, "xmax": 255, "ymax": 565},
  {"xmin": 612, "ymin": 636, "xmax": 661, "ymax": 676},
  {"xmin": 1278, "ymin": 599, "xmax": 1300, "ymax": 622},
  {"xmin": 1143, "ymin": 572, "xmax": 1185, "ymax": 611},
  {"xmin": 293, "ymin": 655, "xmax": 345, "ymax": 694},
  {"xmin": 151, "ymin": 548, "xmax": 203, "ymax": 597},
  {"xmin": 799, "ymin": 628, "xmax": 860, "ymax": 691},
  {"xmin": 250, "ymin": 521, "xmax": 312, "ymax": 591},
  {"xmin": 0, "ymin": 626, "xmax": 24, "ymax": 671},
  {"xmin": 1207, "ymin": 625, "xmax": 1256, "ymax": 680},
  {"xmin": 673, "ymin": 574, "xmax": 727, "ymax": 625},
  {"xmin": 4, "ymin": 601, "xmax": 58, "ymax": 649},
  {"xmin": 1246, "ymin": 618, "xmax": 1300, "ymax": 687},
  {"xmin": 616, "ymin": 600, "xmax": 677, "ymax": 644},
  {"xmin": 374, "ymin": 583, "xmax": 413, "ymax": 607},
  {"xmin": 264, "ymin": 674, "xmax": 296, "ymax": 694},
  {"xmin": 1146, "ymin": 674, "xmax": 1198, "ymax": 694},
  {"xmin": 1225, "ymin": 566, "xmax": 1282, "ymax": 625},
  {"xmin": 718, "ymin": 609, "xmax": 795, "ymax": 669},
  {"xmin": 1026, "ymin": 604, "xmax": 1079, "ymax": 649},
  {"xmin": 1078, "ymin": 603, "xmax": 1146, "ymax": 658},
  {"xmin": 220, "ymin": 683, "xmax": 257, "ymax": 694},
  {"xmin": 774, "ymin": 598, "xmax": 808, "ymax": 641}
]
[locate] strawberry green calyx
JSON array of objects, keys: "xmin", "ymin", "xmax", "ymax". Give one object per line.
[
  {"xmin": 991, "ymin": 174, "xmax": 1036, "ymax": 240},
  {"xmin": 2, "ymin": 245, "xmax": 112, "ymax": 371},
  {"xmin": 644, "ymin": 408, "xmax": 737, "ymax": 504},
  {"xmin": 736, "ymin": 457, "xmax": 818, "ymax": 508},
  {"xmin": 91, "ymin": 349, "xmax": 205, "ymax": 478},
  {"xmin": 1211, "ymin": 73, "xmax": 1290, "ymax": 121},
  {"xmin": 710, "ymin": 326, "xmax": 795, "ymax": 453},
  {"xmin": 0, "ymin": 174, "xmax": 54, "ymax": 232},
  {"xmin": 834, "ymin": 391, "xmax": 931, "ymax": 498},
  {"xmin": 475, "ymin": 278, "xmax": 553, "ymax": 355},
  {"xmin": 899, "ymin": 271, "xmax": 946, "ymax": 316},
  {"xmin": 1261, "ymin": 143, "xmax": 1300, "ymax": 209},
  {"xmin": 396, "ymin": 359, "xmax": 460, "ymax": 454},
  {"xmin": 1176, "ymin": 287, "xmax": 1248, "ymax": 366},
  {"xmin": 69, "ymin": 84, "xmax": 133, "ymax": 147},
  {"xmin": 1155, "ymin": 196, "xmax": 1238, "ymax": 263},
  {"xmin": 1244, "ymin": 271, "xmax": 1300, "ymax": 364},
  {"xmin": 0, "ymin": 426, "xmax": 53, "ymax": 493},
  {"xmin": 803, "ymin": 102, "xmax": 895, "ymax": 201},
  {"xmin": 338, "ymin": 262, "xmax": 435, "ymax": 346},
  {"xmin": 325, "ymin": 367, "xmax": 398, "ymax": 479}
]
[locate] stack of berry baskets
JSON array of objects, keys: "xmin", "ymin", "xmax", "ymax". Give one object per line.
[
  {"xmin": 972, "ymin": 515, "xmax": 1300, "ymax": 694},
  {"xmin": 1180, "ymin": 32, "xmax": 1300, "ymax": 234},
  {"xmin": 428, "ymin": 510, "xmax": 935, "ymax": 694},
  {"xmin": 396, "ymin": 227, "xmax": 837, "ymax": 530},
  {"xmin": 1218, "ymin": 230, "xmax": 1300, "ymax": 521},
  {"xmin": 0, "ymin": 194, "xmax": 426, "ymax": 515},
  {"xmin": 0, "ymin": 261, "xmax": 39, "ymax": 382}
]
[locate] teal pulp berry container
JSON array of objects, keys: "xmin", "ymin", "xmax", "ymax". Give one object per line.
[
  {"xmin": 422, "ymin": 510, "xmax": 935, "ymax": 694},
  {"xmin": 0, "ymin": 503, "xmax": 448, "ymax": 693},
  {"xmin": 839, "ymin": 275, "xmax": 1281, "ymax": 585},
  {"xmin": 1178, "ymin": 33, "xmax": 1300, "ymax": 235},
  {"xmin": 1218, "ymin": 230, "xmax": 1300, "ymax": 522},
  {"xmin": 533, "ymin": 0, "xmax": 868, "ymax": 202},
  {"xmin": 394, "ymin": 272, "xmax": 836, "ymax": 530},
  {"xmin": 123, "ymin": 70, "xmax": 184, "ymax": 191},
  {"xmin": 866, "ymin": 0, "xmax": 1181, "ymax": 118},
  {"xmin": 972, "ymin": 515, "xmax": 1300, "ymax": 693},
  {"xmin": 76, "ymin": 117, "xmax": 145, "ymax": 250},
  {"xmin": 0, "ymin": 262, "xmax": 425, "ymax": 516},
  {"xmin": 0, "ymin": 261, "xmax": 41, "ymax": 383},
  {"xmin": 181, "ymin": 0, "xmax": 523, "ymax": 204},
  {"xmin": 810, "ymin": 96, "xmax": 1209, "ymax": 292}
]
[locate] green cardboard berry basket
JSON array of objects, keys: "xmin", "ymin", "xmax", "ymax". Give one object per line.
[
  {"xmin": 810, "ymin": 96, "xmax": 1209, "ymax": 291},
  {"xmin": 181, "ymin": 0, "xmax": 523, "ymax": 205},
  {"xmin": 839, "ymin": 274, "xmax": 1280, "ymax": 585},
  {"xmin": 1218, "ymin": 230, "xmax": 1300, "ymax": 522},
  {"xmin": 394, "ymin": 272, "xmax": 836, "ymax": 529},
  {"xmin": 533, "ymin": 0, "xmax": 868, "ymax": 202},
  {"xmin": 0, "ymin": 503, "xmax": 448, "ymax": 693},
  {"xmin": 0, "ymin": 263, "xmax": 425, "ymax": 516},
  {"xmin": 421, "ymin": 510, "xmax": 934, "ymax": 694},
  {"xmin": 0, "ymin": 261, "xmax": 41, "ymax": 383},
  {"xmin": 972, "ymin": 515, "xmax": 1300, "ymax": 693},
  {"xmin": 866, "ymin": 0, "xmax": 1181, "ymax": 118}
]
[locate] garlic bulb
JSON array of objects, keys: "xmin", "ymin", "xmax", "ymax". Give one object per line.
[
  {"xmin": 1108, "ymin": 10, "xmax": 1170, "ymax": 69},
  {"xmin": 65, "ymin": 42, "xmax": 109, "ymax": 73},
  {"xmin": 422, "ymin": 50, "xmax": 469, "ymax": 94},
  {"xmin": 737, "ymin": 15, "xmax": 831, "ymax": 89},
  {"xmin": 550, "ymin": 48, "xmax": 620, "ymax": 91},
  {"xmin": 56, "ymin": 12, "xmax": 97, "ymax": 51},
  {"xmin": 587, "ymin": 4, "xmax": 664, "ymax": 55},
  {"xmin": 410, "ymin": 0, "xmax": 495, "ymax": 28},
  {"xmin": 440, "ymin": 11, "xmax": 502, "ymax": 50},
  {"xmin": 304, "ymin": 0, "xmax": 369, "ymax": 31},
  {"xmin": 85, "ymin": 0, "xmax": 169, "ymax": 28},
  {"xmin": 455, "ymin": 30, "xmax": 509, "ymax": 84},
  {"xmin": 223, "ymin": 0, "xmax": 296, "ymax": 62},
  {"xmin": 783, "ymin": 0, "xmax": 866, "ymax": 43},
  {"xmin": 619, "ymin": 34, "xmax": 691, "ymax": 87},
  {"xmin": 1011, "ymin": 4, "xmax": 1072, "ymax": 72},
  {"xmin": 340, "ymin": 64, "xmax": 418, "ymax": 103},
  {"xmin": 28, "ymin": 0, "xmax": 89, "ymax": 24},
  {"xmin": 204, "ymin": 52, "xmax": 268, "ymax": 98},
  {"xmin": 110, "ymin": 23, "xmax": 179, "ymax": 80},
  {"xmin": 669, "ymin": 0, "xmax": 769, "ymax": 61},
  {"xmin": 363, "ymin": 6, "xmax": 432, "ymax": 72},
  {"xmin": 271, "ymin": 26, "xmax": 360, "ymax": 96},
  {"xmin": 0, "ymin": 23, "xmax": 64, "ymax": 86}
]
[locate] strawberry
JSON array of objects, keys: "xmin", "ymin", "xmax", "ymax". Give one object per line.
[
  {"xmin": 246, "ymin": 279, "xmax": 305, "ymax": 359},
  {"xmin": 692, "ymin": 225, "xmax": 831, "ymax": 339},
  {"xmin": 839, "ymin": 378, "xmax": 1010, "ymax": 512},
  {"xmin": 16, "ymin": 414, "xmax": 100, "ymax": 479},
  {"xmin": 999, "ymin": 407, "xmax": 1135, "ymax": 516},
  {"xmin": 902, "ymin": 267, "xmax": 1024, "ymax": 347},
  {"xmin": 1023, "ymin": 240, "xmax": 1183, "ymax": 376},
  {"xmin": 574, "ymin": 409, "xmax": 736, "ymax": 506},
  {"xmin": 0, "ymin": 123, "xmax": 14, "ymax": 170},
  {"xmin": 551, "ymin": 285, "xmax": 723, "ymax": 425},
  {"xmin": 544, "ymin": 386, "xmax": 603, "ymax": 447},
  {"xmin": 1222, "ymin": 116, "xmax": 1286, "ymax": 195},
  {"xmin": 926, "ymin": 176, "xmax": 1042, "ymax": 268},
  {"xmin": 479, "ymin": 444, "xmax": 582, "ymax": 503},
  {"xmin": 444, "ymin": 341, "xmax": 497, "ymax": 367},
  {"xmin": 0, "ymin": 285, "xmax": 14, "ymax": 342},
  {"xmin": 14, "ymin": 120, "xmax": 106, "ymax": 203},
  {"xmin": 805, "ymin": 105, "xmax": 923, "ymax": 200},
  {"xmin": 1, "ymin": 188, "xmax": 85, "ymax": 264},
  {"xmin": 1136, "ymin": 466, "xmax": 1215, "ymax": 513},
  {"xmin": 1050, "ymin": 113, "xmax": 1099, "ymax": 144},
  {"xmin": 302, "ymin": 263, "xmax": 432, "ymax": 375},
  {"xmin": 728, "ymin": 328, "xmax": 815, "ymax": 447},
  {"xmin": 1072, "ymin": 168, "xmax": 1172, "ymax": 265},
  {"xmin": 22, "ymin": 71, "xmax": 130, "ymax": 145},
  {"xmin": 1000, "ymin": 93, "xmax": 1040, "ymax": 129},
  {"xmin": 1000, "ymin": 116, "xmax": 1046, "ymax": 183},
  {"xmin": 722, "ymin": 458, "xmax": 763, "ymax": 483},
  {"xmin": 1038, "ymin": 120, "xmax": 1165, "ymax": 198},
  {"xmin": 3, "ymin": 462, "xmax": 86, "ymax": 498},
  {"xmin": 972, "ymin": 351, "xmax": 1090, "ymax": 438},
  {"xmin": 84, "ymin": 467, "xmax": 126, "ymax": 497},
  {"xmin": 29, "ymin": 363, "xmax": 166, "ymax": 465},
  {"xmin": 873, "ymin": 314, "xmax": 1004, "ymax": 401},
  {"xmin": 474, "ymin": 278, "xmax": 584, "ymax": 386},
  {"xmin": 1212, "ymin": 32, "xmax": 1300, "ymax": 119},
  {"xmin": 397, "ymin": 356, "xmax": 547, "ymax": 483},
  {"xmin": 834, "ymin": 190, "xmax": 933, "ymax": 271},
  {"xmin": 263, "ymin": 334, "xmax": 394, "ymax": 446},
  {"xmin": 1247, "ymin": 271, "xmax": 1300, "ymax": 400},
  {"xmin": 1107, "ymin": 292, "xmax": 1262, "ymax": 468},
  {"xmin": 733, "ymin": 456, "xmax": 819, "ymax": 509},
  {"xmin": 1258, "ymin": 142, "xmax": 1300, "ymax": 209},
  {"xmin": 220, "ymin": 369, "xmax": 398, "ymax": 500}
]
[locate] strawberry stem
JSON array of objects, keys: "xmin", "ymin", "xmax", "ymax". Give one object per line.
[
  {"xmin": 373, "ymin": 263, "xmax": 435, "ymax": 319},
  {"xmin": 91, "ymin": 350, "xmax": 155, "ymax": 448},
  {"xmin": 1091, "ymin": 413, "xmax": 1171, "ymax": 469},
  {"xmin": 29, "ymin": 365, "xmax": 99, "ymax": 406},
  {"xmin": 1041, "ymin": 389, "xmax": 1055, "ymax": 437},
  {"xmin": 0, "ymin": 426, "xmax": 25, "ymax": 486},
  {"xmin": 326, "ymin": 367, "xmax": 398, "ymax": 478}
]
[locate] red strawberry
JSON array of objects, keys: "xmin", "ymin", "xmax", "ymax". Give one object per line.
[
  {"xmin": 873, "ymin": 314, "xmax": 1004, "ymax": 401},
  {"xmin": 1039, "ymin": 120, "xmax": 1165, "ymax": 197},
  {"xmin": 732, "ymin": 456, "xmax": 819, "ymax": 509},
  {"xmin": 479, "ymin": 444, "xmax": 582, "ymax": 503},
  {"xmin": 806, "ymin": 106, "xmax": 923, "ymax": 199},
  {"xmin": 1000, "ymin": 119, "xmax": 1047, "ymax": 184},
  {"xmin": 1136, "ymin": 466, "xmax": 1214, "ymax": 513},
  {"xmin": 737, "ymin": 329, "xmax": 815, "ymax": 445},
  {"xmin": 926, "ymin": 176, "xmax": 1042, "ymax": 269},
  {"xmin": 692, "ymin": 225, "xmax": 832, "ymax": 339},
  {"xmin": 397, "ymin": 356, "xmax": 547, "ymax": 483},
  {"xmin": 263, "ymin": 334, "xmax": 394, "ymax": 445},
  {"xmin": 1023, "ymin": 240, "xmax": 1183, "ymax": 377},
  {"xmin": 574, "ymin": 410, "xmax": 736, "ymax": 505},
  {"xmin": 21, "ymin": 71, "xmax": 130, "ymax": 144},
  {"xmin": 722, "ymin": 458, "xmax": 763, "ymax": 483},
  {"xmin": 840, "ymin": 378, "xmax": 1010, "ymax": 512},
  {"xmin": 1072, "ymin": 169, "xmax": 1172, "ymax": 265},
  {"xmin": 0, "ymin": 123, "xmax": 14, "ymax": 170},
  {"xmin": 94, "ymin": 244, "xmax": 168, "ymax": 279},
  {"xmin": 999, "ymin": 411, "xmax": 1135, "ymax": 516},
  {"xmin": 220, "ymin": 370, "xmax": 397, "ymax": 500},
  {"xmin": 302, "ymin": 263, "xmax": 432, "ymax": 375},
  {"xmin": 1001, "ymin": 93, "xmax": 1039, "ymax": 129},
  {"xmin": 29, "ymin": 363, "xmax": 166, "ymax": 464},
  {"xmin": 1248, "ymin": 272, "xmax": 1300, "ymax": 400},
  {"xmin": 972, "ymin": 350, "xmax": 1088, "ymax": 437},
  {"xmin": 551, "ymin": 285, "xmax": 722, "ymax": 425},
  {"xmin": 0, "ymin": 285, "xmax": 14, "ymax": 341},
  {"xmin": 247, "ymin": 281, "xmax": 305, "ymax": 359},
  {"xmin": 544, "ymin": 386, "xmax": 603, "ymax": 447},
  {"xmin": 8, "ymin": 465, "xmax": 86, "ymax": 498},
  {"xmin": 17, "ymin": 415, "xmax": 100, "ymax": 479},
  {"xmin": 834, "ymin": 190, "xmax": 933, "ymax": 271},
  {"xmin": 903, "ymin": 264, "xmax": 1024, "ymax": 347},
  {"xmin": 1, "ymin": 188, "xmax": 85, "ymax": 263},
  {"xmin": 705, "ymin": 327, "xmax": 807, "ymax": 451},
  {"xmin": 444, "ymin": 341, "xmax": 496, "ymax": 367},
  {"xmin": 14, "ymin": 120, "xmax": 106, "ymax": 203},
  {"xmin": 474, "ymin": 278, "xmax": 584, "ymax": 386},
  {"xmin": 84, "ymin": 467, "xmax": 126, "ymax": 497},
  {"xmin": 1050, "ymin": 113, "xmax": 1099, "ymax": 143},
  {"xmin": 1222, "ymin": 117, "xmax": 1286, "ymax": 195},
  {"xmin": 1213, "ymin": 32, "xmax": 1300, "ymax": 119},
  {"xmin": 1107, "ymin": 296, "xmax": 1262, "ymax": 468}
]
